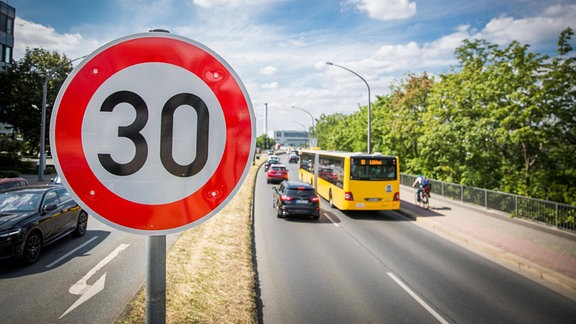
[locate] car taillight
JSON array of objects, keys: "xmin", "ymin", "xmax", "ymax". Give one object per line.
[
  {"xmin": 394, "ymin": 192, "xmax": 400, "ymax": 201},
  {"xmin": 310, "ymin": 196, "xmax": 320, "ymax": 202},
  {"xmin": 280, "ymin": 195, "xmax": 293, "ymax": 201},
  {"xmin": 344, "ymin": 192, "xmax": 353, "ymax": 201}
]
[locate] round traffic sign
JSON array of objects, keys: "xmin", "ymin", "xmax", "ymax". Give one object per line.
[{"xmin": 50, "ymin": 33, "xmax": 255, "ymax": 235}]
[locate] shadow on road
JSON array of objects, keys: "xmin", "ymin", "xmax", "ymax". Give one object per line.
[{"xmin": 0, "ymin": 230, "xmax": 110, "ymax": 278}]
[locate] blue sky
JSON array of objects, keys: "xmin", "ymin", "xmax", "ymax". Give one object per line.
[{"xmin": 8, "ymin": 0, "xmax": 576, "ymax": 136}]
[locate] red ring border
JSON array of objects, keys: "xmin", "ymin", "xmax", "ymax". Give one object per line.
[{"xmin": 52, "ymin": 34, "xmax": 253, "ymax": 233}]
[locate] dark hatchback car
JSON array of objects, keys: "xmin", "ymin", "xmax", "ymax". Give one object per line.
[
  {"xmin": 0, "ymin": 185, "xmax": 88, "ymax": 265},
  {"xmin": 273, "ymin": 180, "xmax": 320, "ymax": 219}
]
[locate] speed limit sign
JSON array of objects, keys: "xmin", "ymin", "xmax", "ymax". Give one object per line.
[{"xmin": 50, "ymin": 33, "xmax": 255, "ymax": 235}]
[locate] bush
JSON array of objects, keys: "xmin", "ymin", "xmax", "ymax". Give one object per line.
[{"xmin": 0, "ymin": 170, "xmax": 21, "ymax": 178}]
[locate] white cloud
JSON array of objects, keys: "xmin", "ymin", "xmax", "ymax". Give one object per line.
[
  {"xmin": 262, "ymin": 82, "xmax": 279, "ymax": 89},
  {"xmin": 13, "ymin": 18, "xmax": 91, "ymax": 59},
  {"xmin": 480, "ymin": 4, "xmax": 576, "ymax": 46},
  {"xmin": 347, "ymin": 0, "xmax": 416, "ymax": 21},
  {"xmin": 259, "ymin": 66, "xmax": 278, "ymax": 76}
]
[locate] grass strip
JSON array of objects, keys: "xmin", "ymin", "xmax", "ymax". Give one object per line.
[{"xmin": 118, "ymin": 159, "xmax": 263, "ymax": 323}]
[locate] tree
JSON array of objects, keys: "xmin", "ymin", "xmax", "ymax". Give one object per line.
[
  {"xmin": 375, "ymin": 73, "xmax": 434, "ymax": 173},
  {"xmin": 538, "ymin": 27, "xmax": 576, "ymax": 203},
  {"xmin": 0, "ymin": 48, "xmax": 73, "ymax": 157},
  {"xmin": 256, "ymin": 134, "xmax": 275, "ymax": 150}
]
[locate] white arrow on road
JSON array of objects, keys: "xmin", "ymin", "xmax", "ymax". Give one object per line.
[{"xmin": 60, "ymin": 243, "xmax": 131, "ymax": 318}]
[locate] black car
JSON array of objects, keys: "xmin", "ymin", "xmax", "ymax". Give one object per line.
[
  {"xmin": 0, "ymin": 185, "xmax": 88, "ymax": 264},
  {"xmin": 288, "ymin": 154, "xmax": 299, "ymax": 163},
  {"xmin": 272, "ymin": 180, "xmax": 320, "ymax": 219}
]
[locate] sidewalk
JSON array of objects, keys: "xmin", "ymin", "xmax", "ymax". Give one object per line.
[
  {"xmin": 399, "ymin": 185, "xmax": 576, "ymax": 300},
  {"xmin": 20, "ymin": 173, "xmax": 56, "ymax": 186}
]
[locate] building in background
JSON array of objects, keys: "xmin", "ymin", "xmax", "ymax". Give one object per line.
[
  {"xmin": 0, "ymin": 0, "xmax": 15, "ymax": 73},
  {"xmin": 274, "ymin": 130, "xmax": 308, "ymax": 148}
]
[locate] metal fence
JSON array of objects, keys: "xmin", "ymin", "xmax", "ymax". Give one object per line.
[{"xmin": 401, "ymin": 174, "xmax": 576, "ymax": 232}]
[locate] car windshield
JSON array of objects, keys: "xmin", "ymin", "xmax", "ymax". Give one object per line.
[
  {"xmin": 286, "ymin": 188, "xmax": 315, "ymax": 198},
  {"xmin": 0, "ymin": 192, "xmax": 42, "ymax": 212}
]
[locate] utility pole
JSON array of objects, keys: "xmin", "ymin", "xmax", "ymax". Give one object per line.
[{"xmin": 264, "ymin": 103, "xmax": 268, "ymax": 149}]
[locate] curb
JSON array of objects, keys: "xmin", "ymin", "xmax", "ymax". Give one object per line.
[{"xmin": 397, "ymin": 205, "xmax": 576, "ymax": 300}]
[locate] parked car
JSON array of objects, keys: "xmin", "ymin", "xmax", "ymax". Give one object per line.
[
  {"xmin": 272, "ymin": 180, "xmax": 320, "ymax": 219},
  {"xmin": 267, "ymin": 164, "xmax": 288, "ymax": 184},
  {"xmin": 0, "ymin": 177, "xmax": 29, "ymax": 193},
  {"xmin": 0, "ymin": 185, "xmax": 88, "ymax": 265}
]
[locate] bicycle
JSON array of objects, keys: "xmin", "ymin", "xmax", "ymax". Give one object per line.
[{"xmin": 414, "ymin": 185, "xmax": 430, "ymax": 209}]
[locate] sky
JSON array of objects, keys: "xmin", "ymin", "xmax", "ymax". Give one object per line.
[{"xmin": 7, "ymin": 0, "xmax": 576, "ymax": 136}]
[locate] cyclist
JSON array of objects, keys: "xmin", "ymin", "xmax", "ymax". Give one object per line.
[{"xmin": 412, "ymin": 174, "xmax": 428, "ymax": 202}]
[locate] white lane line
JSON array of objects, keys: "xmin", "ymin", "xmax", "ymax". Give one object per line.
[
  {"xmin": 46, "ymin": 236, "xmax": 98, "ymax": 268},
  {"xmin": 387, "ymin": 272, "xmax": 450, "ymax": 324},
  {"xmin": 323, "ymin": 212, "xmax": 340, "ymax": 227},
  {"xmin": 69, "ymin": 243, "xmax": 131, "ymax": 295},
  {"xmin": 60, "ymin": 243, "xmax": 131, "ymax": 319}
]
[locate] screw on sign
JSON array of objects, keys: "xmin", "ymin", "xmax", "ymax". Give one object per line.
[{"xmin": 50, "ymin": 33, "xmax": 255, "ymax": 235}]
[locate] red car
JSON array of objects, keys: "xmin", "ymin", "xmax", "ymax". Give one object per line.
[{"xmin": 267, "ymin": 164, "xmax": 288, "ymax": 184}]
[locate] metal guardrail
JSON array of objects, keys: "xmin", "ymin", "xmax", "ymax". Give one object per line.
[{"xmin": 401, "ymin": 174, "xmax": 576, "ymax": 232}]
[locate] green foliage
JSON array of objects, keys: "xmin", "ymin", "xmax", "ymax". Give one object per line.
[
  {"xmin": 312, "ymin": 28, "xmax": 576, "ymax": 205},
  {"xmin": 0, "ymin": 48, "xmax": 73, "ymax": 157},
  {"xmin": 256, "ymin": 134, "xmax": 275, "ymax": 150}
]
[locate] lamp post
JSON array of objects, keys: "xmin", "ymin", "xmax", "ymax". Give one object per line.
[
  {"xmin": 290, "ymin": 106, "xmax": 315, "ymax": 137},
  {"xmin": 292, "ymin": 120, "xmax": 309, "ymax": 148},
  {"xmin": 39, "ymin": 55, "xmax": 86, "ymax": 181},
  {"xmin": 326, "ymin": 62, "xmax": 372, "ymax": 154}
]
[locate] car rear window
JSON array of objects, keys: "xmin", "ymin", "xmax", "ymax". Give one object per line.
[
  {"xmin": 271, "ymin": 166, "xmax": 286, "ymax": 171},
  {"xmin": 286, "ymin": 188, "xmax": 315, "ymax": 198}
]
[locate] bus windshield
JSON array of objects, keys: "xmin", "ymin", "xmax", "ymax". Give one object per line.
[{"xmin": 350, "ymin": 157, "xmax": 397, "ymax": 181}]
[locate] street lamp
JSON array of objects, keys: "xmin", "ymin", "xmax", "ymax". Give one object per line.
[
  {"xmin": 290, "ymin": 106, "xmax": 315, "ymax": 137},
  {"xmin": 292, "ymin": 120, "xmax": 309, "ymax": 147},
  {"xmin": 39, "ymin": 55, "xmax": 86, "ymax": 181},
  {"xmin": 326, "ymin": 62, "xmax": 372, "ymax": 154}
]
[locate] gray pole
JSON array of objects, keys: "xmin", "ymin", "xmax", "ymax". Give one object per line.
[
  {"xmin": 326, "ymin": 62, "xmax": 372, "ymax": 154},
  {"xmin": 265, "ymin": 103, "xmax": 268, "ymax": 149},
  {"xmin": 146, "ymin": 235, "xmax": 166, "ymax": 324},
  {"xmin": 290, "ymin": 106, "xmax": 315, "ymax": 137}
]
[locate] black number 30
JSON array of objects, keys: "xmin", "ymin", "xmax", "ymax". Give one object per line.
[{"xmin": 98, "ymin": 91, "xmax": 209, "ymax": 177}]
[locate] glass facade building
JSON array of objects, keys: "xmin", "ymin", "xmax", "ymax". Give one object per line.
[
  {"xmin": 274, "ymin": 130, "xmax": 308, "ymax": 148},
  {"xmin": 0, "ymin": 1, "xmax": 15, "ymax": 72}
]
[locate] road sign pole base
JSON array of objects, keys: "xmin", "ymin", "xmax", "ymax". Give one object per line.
[{"xmin": 146, "ymin": 235, "xmax": 166, "ymax": 324}]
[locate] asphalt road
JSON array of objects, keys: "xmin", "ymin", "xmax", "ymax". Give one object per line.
[
  {"xmin": 254, "ymin": 156, "xmax": 576, "ymax": 323},
  {"xmin": 0, "ymin": 215, "xmax": 177, "ymax": 324}
]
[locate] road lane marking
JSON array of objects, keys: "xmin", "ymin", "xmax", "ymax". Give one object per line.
[
  {"xmin": 46, "ymin": 236, "xmax": 98, "ymax": 268},
  {"xmin": 60, "ymin": 243, "xmax": 131, "ymax": 318},
  {"xmin": 387, "ymin": 272, "xmax": 450, "ymax": 324},
  {"xmin": 323, "ymin": 213, "xmax": 340, "ymax": 227},
  {"xmin": 60, "ymin": 273, "xmax": 106, "ymax": 319}
]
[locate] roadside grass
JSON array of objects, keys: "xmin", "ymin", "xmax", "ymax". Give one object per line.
[{"xmin": 117, "ymin": 159, "xmax": 263, "ymax": 323}]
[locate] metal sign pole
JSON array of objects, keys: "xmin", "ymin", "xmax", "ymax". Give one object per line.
[{"xmin": 146, "ymin": 235, "xmax": 166, "ymax": 324}]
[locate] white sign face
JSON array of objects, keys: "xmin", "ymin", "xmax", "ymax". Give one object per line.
[
  {"xmin": 81, "ymin": 63, "xmax": 226, "ymax": 204},
  {"xmin": 50, "ymin": 33, "xmax": 255, "ymax": 235}
]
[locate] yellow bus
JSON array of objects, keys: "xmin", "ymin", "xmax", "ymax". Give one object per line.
[{"xmin": 298, "ymin": 150, "xmax": 400, "ymax": 210}]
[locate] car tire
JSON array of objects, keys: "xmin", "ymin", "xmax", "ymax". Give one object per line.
[
  {"xmin": 329, "ymin": 191, "xmax": 335, "ymax": 208},
  {"xmin": 73, "ymin": 210, "xmax": 88, "ymax": 237},
  {"xmin": 21, "ymin": 231, "xmax": 42, "ymax": 265}
]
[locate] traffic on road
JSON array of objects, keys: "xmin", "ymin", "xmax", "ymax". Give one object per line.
[{"xmin": 255, "ymin": 153, "xmax": 576, "ymax": 323}]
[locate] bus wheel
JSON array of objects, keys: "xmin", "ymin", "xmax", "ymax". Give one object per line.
[{"xmin": 329, "ymin": 191, "xmax": 335, "ymax": 208}]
